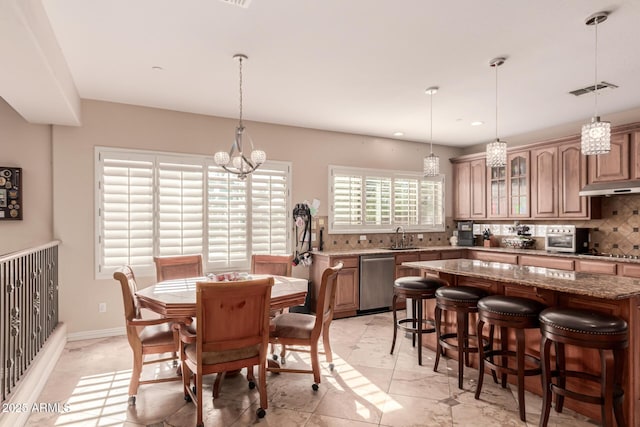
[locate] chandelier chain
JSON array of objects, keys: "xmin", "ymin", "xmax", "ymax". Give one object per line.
[
  {"xmin": 429, "ymin": 91, "xmax": 433, "ymax": 153},
  {"xmin": 495, "ymin": 62, "xmax": 499, "ymax": 141}
]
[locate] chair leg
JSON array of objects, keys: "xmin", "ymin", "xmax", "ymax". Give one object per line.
[
  {"xmin": 258, "ymin": 360, "xmax": 268, "ymax": 411},
  {"xmin": 613, "ymin": 348, "xmax": 627, "ymax": 427},
  {"xmin": 128, "ymin": 350, "xmax": 143, "ymax": 404},
  {"xmin": 475, "ymin": 319, "xmax": 486, "ymax": 400},
  {"xmin": 516, "ymin": 328, "xmax": 527, "ymax": 422},
  {"xmin": 322, "ymin": 321, "xmax": 334, "ymax": 368},
  {"xmin": 601, "ymin": 349, "xmax": 615, "ymax": 427},
  {"xmin": 433, "ymin": 305, "xmax": 442, "ymax": 372},
  {"xmin": 311, "ymin": 342, "xmax": 321, "ymax": 385},
  {"xmin": 390, "ymin": 294, "xmax": 398, "ymax": 355},
  {"xmin": 500, "ymin": 326, "xmax": 508, "ymax": 388},
  {"xmin": 196, "ymin": 373, "xmax": 204, "ymax": 427},
  {"xmin": 539, "ymin": 335, "xmax": 553, "ymax": 427},
  {"xmin": 555, "ymin": 342, "xmax": 566, "ymax": 413},
  {"xmin": 213, "ymin": 371, "xmax": 226, "ymax": 399},
  {"xmin": 456, "ymin": 310, "xmax": 466, "ymax": 389},
  {"xmin": 417, "ymin": 299, "xmax": 424, "ymax": 366}
]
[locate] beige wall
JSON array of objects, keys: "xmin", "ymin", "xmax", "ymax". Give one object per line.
[
  {"xmin": 52, "ymin": 100, "xmax": 462, "ymax": 336},
  {"xmin": 0, "ymin": 98, "xmax": 53, "ymax": 255}
]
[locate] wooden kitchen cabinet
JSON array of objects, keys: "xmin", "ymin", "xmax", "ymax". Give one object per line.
[
  {"xmin": 588, "ymin": 132, "xmax": 630, "ymax": 183},
  {"xmin": 508, "ymin": 151, "xmax": 530, "ymax": 217},
  {"xmin": 487, "ymin": 164, "xmax": 507, "ymax": 218},
  {"xmin": 395, "ymin": 253, "xmax": 420, "ymax": 278},
  {"xmin": 453, "ymin": 159, "xmax": 486, "ymax": 219},
  {"xmin": 531, "ymin": 145, "xmax": 558, "ymax": 218},
  {"xmin": 518, "ymin": 254, "xmax": 574, "ymax": 270},
  {"xmin": 469, "ymin": 250, "xmax": 518, "ymax": 264},
  {"xmin": 633, "ymin": 130, "xmax": 640, "ymax": 179},
  {"xmin": 575, "ymin": 259, "xmax": 617, "ymax": 275},
  {"xmin": 558, "ymin": 140, "xmax": 598, "ymax": 219},
  {"xmin": 311, "ymin": 254, "xmax": 359, "ymax": 318}
]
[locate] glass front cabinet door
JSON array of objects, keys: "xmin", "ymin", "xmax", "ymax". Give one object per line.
[
  {"xmin": 508, "ymin": 152, "xmax": 530, "ymax": 217},
  {"xmin": 487, "ymin": 151, "xmax": 530, "ymax": 219}
]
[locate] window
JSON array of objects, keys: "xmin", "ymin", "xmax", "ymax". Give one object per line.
[
  {"xmin": 329, "ymin": 165, "xmax": 444, "ymax": 233},
  {"xmin": 95, "ymin": 147, "xmax": 291, "ymax": 278}
]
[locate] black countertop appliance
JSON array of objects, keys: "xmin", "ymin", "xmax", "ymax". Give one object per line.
[{"xmin": 457, "ymin": 220, "xmax": 475, "ymax": 246}]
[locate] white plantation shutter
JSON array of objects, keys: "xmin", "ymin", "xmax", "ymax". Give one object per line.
[
  {"xmin": 421, "ymin": 175, "xmax": 444, "ymax": 227},
  {"xmin": 157, "ymin": 159, "xmax": 204, "ymax": 256},
  {"xmin": 331, "ymin": 172, "xmax": 363, "ymax": 229},
  {"xmin": 251, "ymin": 163, "xmax": 289, "ymax": 254},
  {"xmin": 207, "ymin": 166, "xmax": 248, "ymax": 269},
  {"xmin": 394, "ymin": 177, "xmax": 419, "ymax": 225},
  {"xmin": 98, "ymin": 152, "xmax": 154, "ymax": 272},
  {"xmin": 365, "ymin": 176, "xmax": 392, "ymax": 225},
  {"xmin": 329, "ymin": 165, "xmax": 444, "ymax": 233},
  {"xmin": 96, "ymin": 147, "xmax": 291, "ymax": 278}
]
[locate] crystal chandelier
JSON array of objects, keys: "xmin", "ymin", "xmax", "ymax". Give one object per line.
[
  {"xmin": 486, "ymin": 57, "xmax": 507, "ymax": 168},
  {"xmin": 581, "ymin": 12, "xmax": 610, "ymax": 155},
  {"xmin": 214, "ymin": 54, "xmax": 266, "ymax": 179},
  {"xmin": 423, "ymin": 86, "xmax": 440, "ymax": 177}
]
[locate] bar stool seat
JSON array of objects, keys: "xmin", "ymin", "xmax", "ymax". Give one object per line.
[
  {"xmin": 475, "ymin": 295, "xmax": 546, "ymax": 422},
  {"xmin": 539, "ymin": 307, "xmax": 628, "ymax": 427},
  {"xmin": 433, "ymin": 286, "xmax": 488, "ymax": 389},
  {"xmin": 390, "ymin": 276, "xmax": 446, "ymax": 365}
]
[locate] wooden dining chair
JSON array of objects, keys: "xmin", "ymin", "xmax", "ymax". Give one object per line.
[
  {"xmin": 250, "ymin": 254, "xmax": 293, "ymax": 277},
  {"xmin": 267, "ymin": 262, "xmax": 343, "ymax": 390},
  {"xmin": 176, "ymin": 277, "xmax": 274, "ymax": 425},
  {"xmin": 154, "ymin": 254, "xmax": 203, "ymax": 281},
  {"xmin": 113, "ymin": 266, "xmax": 191, "ymax": 405},
  {"xmin": 250, "ymin": 254, "xmax": 294, "ymax": 356}
]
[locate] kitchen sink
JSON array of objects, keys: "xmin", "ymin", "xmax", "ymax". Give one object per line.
[{"xmin": 384, "ymin": 246, "xmax": 419, "ymax": 251}]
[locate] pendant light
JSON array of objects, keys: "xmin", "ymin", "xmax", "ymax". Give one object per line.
[
  {"xmin": 486, "ymin": 57, "xmax": 507, "ymax": 168},
  {"xmin": 214, "ymin": 54, "xmax": 266, "ymax": 180},
  {"xmin": 581, "ymin": 11, "xmax": 611, "ymax": 155},
  {"xmin": 423, "ymin": 86, "xmax": 440, "ymax": 177}
]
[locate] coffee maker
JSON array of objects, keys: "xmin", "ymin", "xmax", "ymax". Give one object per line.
[{"xmin": 457, "ymin": 221, "xmax": 474, "ymax": 246}]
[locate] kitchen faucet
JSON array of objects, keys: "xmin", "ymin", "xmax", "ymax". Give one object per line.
[{"xmin": 394, "ymin": 226, "xmax": 405, "ymax": 248}]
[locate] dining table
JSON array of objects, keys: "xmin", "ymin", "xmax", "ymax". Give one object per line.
[{"xmin": 135, "ymin": 274, "xmax": 308, "ymax": 317}]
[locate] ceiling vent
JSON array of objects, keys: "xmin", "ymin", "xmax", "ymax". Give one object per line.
[
  {"xmin": 219, "ymin": 0, "xmax": 252, "ymax": 8},
  {"xmin": 570, "ymin": 81, "xmax": 618, "ymax": 96}
]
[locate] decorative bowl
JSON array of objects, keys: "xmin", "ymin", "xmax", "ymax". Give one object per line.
[{"xmin": 501, "ymin": 237, "xmax": 536, "ymax": 249}]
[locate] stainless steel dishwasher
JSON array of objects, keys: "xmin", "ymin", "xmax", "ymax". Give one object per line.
[{"xmin": 359, "ymin": 254, "xmax": 396, "ymax": 311}]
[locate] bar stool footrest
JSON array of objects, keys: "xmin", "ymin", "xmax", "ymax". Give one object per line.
[
  {"xmin": 397, "ymin": 318, "xmax": 436, "ymax": 334},
  {"xmin": 438, "ymin": 332, "xmax": 487, "ymax": 355},
  {"xmin": 483, "ymin": 349, "xmax": 541, "ymax": 377},
  {"xmin": 549, "ymin": 370, "xmax": 624, "ymax": 406}
]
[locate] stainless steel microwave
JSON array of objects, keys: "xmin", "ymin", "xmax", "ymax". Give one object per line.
[{"xmin": 545, "ymin": 225, "xmax": 589, "ymax": 253}]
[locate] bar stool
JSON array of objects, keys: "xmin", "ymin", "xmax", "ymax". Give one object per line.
[
  {"xmin": 475, "ymin": 295, "xmax": 546, "ymax": 422},
  {"xmin": 539, "ymin": 307, "xmax": 628, "ymax": 427},
  {"xmin": 390, "ymin": 276, "xmax": 446, "ymax": 365},
  {"xmin": 433, "ymin": 286, "xmax": 488, "ymax": 389}
]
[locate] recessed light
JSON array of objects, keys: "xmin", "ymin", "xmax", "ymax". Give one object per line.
[
  {"xmin": 152, "ymin": 66, "xmax": 164, "ymax": 71},
  {"xmin": 393, "ymin": 131, "xmax": 404, "ymax": 137},
  {"xmin": 471, "ymin": 121, "xmax": 484, "ymax": 126}
]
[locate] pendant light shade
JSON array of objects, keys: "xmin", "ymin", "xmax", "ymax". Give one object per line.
[
  {"xmin": 581, "ymin": 12, "xmax": 611, "ymax": 155},
  {"xmin": 423, "ymin": 86, "xmax": 440, "ymax": 177},
  {"xmin": 214, "ymin": 54, "xmax": 266, "ymax": 180},
  {"xmin": 486, "ymin": 57, "xmax": 507, "ymax": 168}
]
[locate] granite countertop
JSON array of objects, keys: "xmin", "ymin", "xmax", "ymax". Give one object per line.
[
  {"xmin": 402, "ymin": 259, "xmax": 640, "ymax": 300},
  {"xmin": 312, "ymin": 246, "xmax": 640, "ymax": 264}
]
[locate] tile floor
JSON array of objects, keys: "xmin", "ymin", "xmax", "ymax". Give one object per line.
[{"xmin": 26, "ymin": 312, "xmax": 597, "ymax": 426}]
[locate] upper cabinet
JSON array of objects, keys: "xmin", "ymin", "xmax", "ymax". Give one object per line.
[
  {"xmin": 487, "ymin": 151, "xmax": 529, "ymax": 218},
  {"xmin": 632, "ymin": 130, "xmax": 640, "ymax": 180},
  {"xmin": 530, "ymin": 139, "xmax": 597, "ymax": 219},
  {"xmin": 588, "ymin": 132, "xmax": 630, "ymax": 183},
  {"xmin": 453, "ymin": 158, "xmax": 486, "ymax": 220}
]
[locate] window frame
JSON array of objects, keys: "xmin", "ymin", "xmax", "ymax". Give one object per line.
[
  {"xmin": 328, "ymin": 165, "xmax": 445, "ymax": 234},
  {"xmin": 95, "ymin": 147, "xmax": 292, "ymax": 279}
]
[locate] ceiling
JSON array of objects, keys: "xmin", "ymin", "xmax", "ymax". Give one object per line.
[{"xmin": 3, "ymin": 0, "xmax": 640, "ymax": 147}]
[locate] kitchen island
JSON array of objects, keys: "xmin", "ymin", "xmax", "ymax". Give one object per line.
[{"xmin": 402, "ymin": 259, "xmax": 640, "ymax": 426}]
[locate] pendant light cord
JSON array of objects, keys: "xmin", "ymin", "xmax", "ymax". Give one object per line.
[
  {"xmin": 594, "ymin": 18, "xmax": 599, "ymax": 117},
  {"xmin": 495, "ymin": 62, "xmax": 499, "ymax": 141},
  {"xmin": 238, "ymin": 56, "xmax": 244, "ymax": 127},
  {"xmin": 429, "ymin": 93, "xmax": 433, "ymax": 154}
]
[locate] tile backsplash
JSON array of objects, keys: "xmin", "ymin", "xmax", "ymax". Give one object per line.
[{"xmin": 310, "ymin": 194, "xmax": 640, "ymax": 255}]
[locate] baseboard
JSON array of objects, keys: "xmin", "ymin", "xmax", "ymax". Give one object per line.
[
  {"xmin": 0, "ymin": 323, "xmax": 67, "ymax": 427},
  {"xmin": 66, "ymin": 326, "xmax": 126, "ymax": 342}
]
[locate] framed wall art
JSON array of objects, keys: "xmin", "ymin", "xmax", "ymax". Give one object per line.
[{"xmin": 0, "ymin": 167, "xmax": 22, "ymax": 220}]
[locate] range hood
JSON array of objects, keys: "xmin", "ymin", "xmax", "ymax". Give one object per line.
[{"xmin": 579, "ymin": 180, "xmax": 640, "ymax": 196}]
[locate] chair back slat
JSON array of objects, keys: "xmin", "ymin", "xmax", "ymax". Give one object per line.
[
  {"xmin": 251, "ymin": 254, "xmax": 294, "ymax": 277},
  {"xmin": 196, "ymin": 278, "xmax": 274, "ymax": 354},
  {"xmin": 154, "ymin": 254, "xmax": 203, "ymax": 281},
  {"xmin": 113, "ymin": 265, "xmax": 140, "ymax": 321},
  {"xmin": 314, "ymin": 262, "xmax": 344, "ymax": 333}
]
